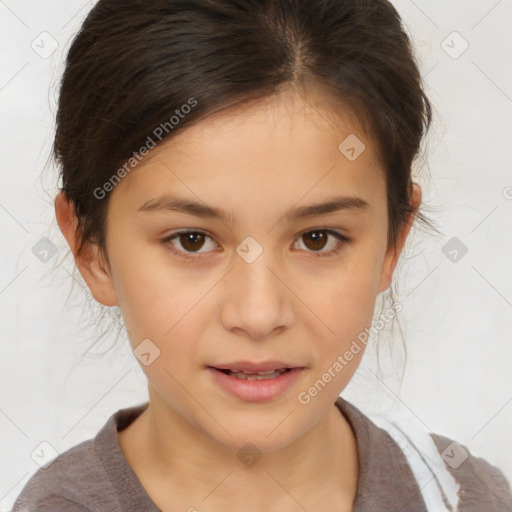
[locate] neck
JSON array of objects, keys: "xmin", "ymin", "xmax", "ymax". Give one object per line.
[{"xmin": 119, "ymin": 391, "xmax": 359, "ymax": 512}]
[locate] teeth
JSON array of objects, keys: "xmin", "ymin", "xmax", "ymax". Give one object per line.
[
  {"xmin": 227, "ymin": 369, "xmax": 287, "ymax": 380},
  {"xmin": 241, "ymin": 369, "xmax": 278, "ymax": 375}
]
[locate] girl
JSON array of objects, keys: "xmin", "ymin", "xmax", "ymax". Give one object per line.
[{"xmin": 12, "ymin": 0, "xmax": 512, "ymax": 511}]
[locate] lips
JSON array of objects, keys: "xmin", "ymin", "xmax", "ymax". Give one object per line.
[
  {"xmin": 208, "ymin": 360, "xmax": 303, "ymax": 373},
  {"xmin": 222, "ymin": 368, "xmax": 290, "ymax": 380},
  {"xmin": 206, "ymin": 365, "xmax": 305, "ymax": 402}
]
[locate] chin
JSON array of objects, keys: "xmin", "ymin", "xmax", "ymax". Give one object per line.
[{"xmin": 208, "ymin": 417, "xmax": 303, "ymax": 455}]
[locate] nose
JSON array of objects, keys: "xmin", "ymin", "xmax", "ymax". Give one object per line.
[{"xmin": 218, "ymin": 244, "xmax": 294, "ymax": 341}]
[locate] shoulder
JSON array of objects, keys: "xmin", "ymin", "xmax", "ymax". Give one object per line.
[
  {"xmin": 336, "ymin": 397, "xmax": 512, "ymax": 511},
  {"xmin": 11, "ymin": 403, "xmax": 151, "ymax": 512},
  {"xmin": 13, "ymin": 494, "xmax": 92, "ymax": 512},
  {"xmin": 10, "ymin": 410, "xmax": 125, "ymax": 512},
  {"xmin": 430, "ymin": 432, "xmax": 512, "ymax": 511},
  {"xmin": 395, "ymin": 424, "xmax": 512, "ymax": 511},
  {"xmin": 11, "ymin": 436, "xmax": 109, "ymax": 511}
]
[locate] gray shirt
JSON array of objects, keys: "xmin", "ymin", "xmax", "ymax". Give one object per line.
[{"xmin": 11, "ymin": 397, "xmax": 512, "ymax": 511}]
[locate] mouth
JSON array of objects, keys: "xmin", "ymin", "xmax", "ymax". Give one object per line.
[
  {"xmin": 211, "ymin": 367, "xmax": 293, "ymax": 380},
  {"xmin": 207, "ymin": 359, "xmax": 305, "ymax": 378},
  {"xmin": 206, "ymin": 364, "xmax": 306, "ymax": 402}
]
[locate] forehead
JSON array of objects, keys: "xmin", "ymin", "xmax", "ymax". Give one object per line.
[{"xmin": 109, "ymin": 88, "xmax": 385, "ymax": 219}]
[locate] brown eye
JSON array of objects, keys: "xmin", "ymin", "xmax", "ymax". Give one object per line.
[
  {"xmin": 302, "ymin": 230, "xmax": 329, "ymax": 251},
  {"xmin": 178, "ymin": 232, "xmax": 207, "ymax": 252},
  {"xmin": 295, "ymin": 229, "xmax": 350, "ymax": 257},
  {"xmin": 162, "ymin": 228, "xmax": 350, "ymax": 262},
  {"xmin": 162, "ymin": 230, "xmax": 218, "ymax": 261}
]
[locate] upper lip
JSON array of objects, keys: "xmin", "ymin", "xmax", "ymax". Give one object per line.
[{"xmin": 209, "ymin": 361, "xmax": 303, "ymax": 372}]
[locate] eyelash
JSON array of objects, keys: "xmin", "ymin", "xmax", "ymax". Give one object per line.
[{"xmin": 160, "ymin": 228, "xmax": 351, "ymax": 262}]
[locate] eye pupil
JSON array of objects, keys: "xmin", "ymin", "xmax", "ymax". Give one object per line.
[
  {"xmin": 304, "ymin": 231, "xmax": 327, "ymax": 251},
  {"xmin": 181, "ymin": 232, "xmax": 205, "ymax": 252}
]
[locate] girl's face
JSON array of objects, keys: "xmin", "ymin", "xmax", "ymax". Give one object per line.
[{"xmin": 68, "ymin": 88, "xmax": 415, "ymax": 452}]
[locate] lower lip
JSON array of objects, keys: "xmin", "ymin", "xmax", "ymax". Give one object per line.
[{"xmin": 206, "ymin": 367, "xmax": 305, "ymax": 402}]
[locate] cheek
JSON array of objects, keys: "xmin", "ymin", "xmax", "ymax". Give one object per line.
[
  {"xmin": 109, "ymin": 244, "xmax": 206, "ymax": 348},
  {"xmin": 315, "ymin": 250, "xmax": 382, "ymax": 326},
  {"xmin": 302, "ymin": 245, "xmax": 383, "ymax": 373}
]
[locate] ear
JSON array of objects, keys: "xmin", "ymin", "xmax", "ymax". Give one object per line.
[
  {"xmin": 377, "ymin": 183, "xmax": 422, "ymax": 294},
  {"xmin": 54, "ymin": 191, "xmax": 118, "ymax": 307}
]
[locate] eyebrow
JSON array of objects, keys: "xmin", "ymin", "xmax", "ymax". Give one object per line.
[{"xmin": 137, "ymin": 194, "xmax": 370, "ymax": 223}]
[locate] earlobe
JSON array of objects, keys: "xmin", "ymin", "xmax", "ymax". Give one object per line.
[
  {"xmin": 377, "ymin": 245, "xmax": 399, "ymax": 294},
  {"xmin": 54, "ymin": 191, "xmax": 119, "ymax": 307},
  {"xmin": 377, "ymin": 183, "xmax": 422, "ymax": 294}
]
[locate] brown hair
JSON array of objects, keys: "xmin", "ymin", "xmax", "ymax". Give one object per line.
[{"xmin": 53, "ymin": 0, "xmax": 441, "ymax": 364}]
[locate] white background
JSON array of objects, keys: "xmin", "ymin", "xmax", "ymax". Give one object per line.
[{"xmin": 1, "ymin": 1, "xmax": 511, "ymax": 510}]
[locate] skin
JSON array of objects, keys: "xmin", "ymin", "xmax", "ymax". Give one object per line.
[{"xmin": 55, "ymin": 86, "xmax": 421, "ymax": 512}]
